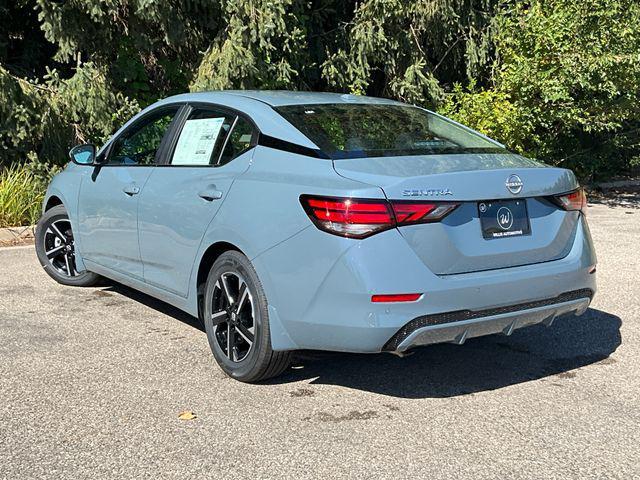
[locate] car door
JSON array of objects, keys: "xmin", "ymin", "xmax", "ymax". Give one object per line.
[
  {"xmin": 77, "ymin": 106, "xmax": 181, "ymax": 280},
  {"xmin": 138, "ymin": 105, "xmax": 257, "ymax": 297}
]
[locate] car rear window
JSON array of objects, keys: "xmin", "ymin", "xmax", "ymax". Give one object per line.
[{"xmin": 275, "ymin": 104, "xmax": 506, "ymax": 159}]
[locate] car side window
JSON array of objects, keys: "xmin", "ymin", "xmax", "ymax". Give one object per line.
[
  {"xmin": 108, "ymin": 108, "xmax": 179, "ymax": 166},
  {"xmin": 219, "ymin": 117, "xmax": 256, "ymax": 166},
  {"xmin": 171, "ymin": 109, "xmax": 235, "ymax": 166}
]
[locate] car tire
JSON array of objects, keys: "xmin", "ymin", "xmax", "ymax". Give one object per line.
[
  {"xmin": 35, "ymin": 205, "xmax": 101, "ymax": 287},
  {"xmin": 203, "ymin": 250, "xmax": 292, "ymax": 382}
]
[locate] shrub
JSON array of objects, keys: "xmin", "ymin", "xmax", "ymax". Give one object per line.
[
  {"xmin": 0, "ymin": 163, "xmax": 46, "ymax": 227},
  {"xmin": 440, "ymin": 0, "xmax": 640, "ymax": 180}
]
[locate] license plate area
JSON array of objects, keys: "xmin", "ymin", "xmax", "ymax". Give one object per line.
[{"xmin": 478, "ymin": 199, "xmax": 531, "ymax": 239}]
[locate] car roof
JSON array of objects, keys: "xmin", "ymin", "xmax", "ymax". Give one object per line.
[
  {"xmin": 222, "ymin": 90, "xmax": 403, "ymax": 107},
  {"xmin": 119, "ymin": 91, "xmax": 405, "ymax": 150},
  {"xmin": 160, "ymin": 90, "xmax": 403, "ymax": 107}
]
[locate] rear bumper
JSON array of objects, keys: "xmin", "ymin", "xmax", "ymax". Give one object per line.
[
  {"xmin": 384, "ymin": 289, "xmax": 592, "ymax": 353},
  {"xmin": 253, "ymin": 216, "xmax": 597, "ymax": 352}
]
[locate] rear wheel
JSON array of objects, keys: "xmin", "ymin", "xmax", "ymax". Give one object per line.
[
  {"xmin": 203, "ymin": 251, "xmax": 291, "ymax": 382},
  {"xmin": 35, "ymin": 205, "xmax": 100, "ymax": 287}
]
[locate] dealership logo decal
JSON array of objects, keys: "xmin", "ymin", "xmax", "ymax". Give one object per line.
[
  {"xmin": 497, "ymin": 207, "xmax": 514, "ymax": 230},
  {"xmin": 402, "ymin": 188, "xmax": 453, "ymax": 197},
  {"xmin": 505, "ymin": 174, "xmax": 523, "ymax": 194}
]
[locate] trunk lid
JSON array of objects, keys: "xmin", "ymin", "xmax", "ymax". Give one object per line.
[{"xmin": 333, "ymin": 153, "xmax": 580, "ymax": 275}]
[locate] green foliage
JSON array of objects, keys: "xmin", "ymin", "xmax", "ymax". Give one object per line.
[
  {"xmin": 439, "ymin": 82, "xmax": 529, "ymax": 152},
  {"xmin": 0, "ymin": 163, "xmax": 46, "ymax": 227},
  {"xmin": 50, "ymin": 63, "xmax": 140, "ymax": 146},
  {"xmin": 442, "ymin": 0, "xmax": 640, "ymax": 180},
  {"xmin": 192, "ymin": 0, "xmax": 309, "ymax": 91},
  {"xmin": 322, "ymin": 0, "xmax": 498, "ymax": 104},
  {"xmin": 191, "ymin": 0, "xmax": 357, "ymax": 91},
  {"xmin": 35, "ymin": 0, "xmax": 222, "ymax": 100},
  {"xmin": 0, "ymin": 66, "xmax": 44, "ymax": 165},
  {"xmin": 0, "ymin": 0, "xmax": 639, "ymax": 189},
  {"xmin": 0, "ymin": 63, "xmax": 139, "ymax": 170}
]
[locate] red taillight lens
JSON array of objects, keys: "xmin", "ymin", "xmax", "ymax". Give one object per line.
[
  {"xmin": 390, "ymin": 201, "xmax": 459, "ymax": 225},
  {"xmin": 371, "ymin": 293, "xmax": 422, "ymax": 303},
  {"xmin": 300, "ymin": 195, "xmax": 459, "ymax": 238},
  {"xmin": 554, "ymin": 188, "xmax": 587, "ymax": 215},
  {"xmin": 300, "ymin": 196, "xmax": 394, "ymax": 238}
]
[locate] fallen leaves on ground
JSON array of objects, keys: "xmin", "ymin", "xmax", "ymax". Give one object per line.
[{"xmin": 178, "ymin": 410, "xmax": 197, "ymax": 420}]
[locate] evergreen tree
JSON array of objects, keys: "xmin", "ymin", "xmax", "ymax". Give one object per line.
[
  {"xmin": 322, "ymin": 0, "xmax": 497, "ymax": 105},
  {"xmin": 0, "ymin": 0, "xmax": 638, "ymax": 180}
]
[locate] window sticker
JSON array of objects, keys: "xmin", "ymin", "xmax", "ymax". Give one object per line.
[{"xmin": 172, "ymin": 117, "xmax": 225, "ymax": 165}]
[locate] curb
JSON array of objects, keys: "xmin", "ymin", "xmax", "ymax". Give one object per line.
[
  {"xmin": 0, "ymin": 225, "xmax": 35, "ymax": 242},
  {"xmin": 0, "ymin": 244, "xmax": 35, "ymax": 251},
  {"xmin": 591, "ymin": 179, "xmax": 640, "ymax": 190}
]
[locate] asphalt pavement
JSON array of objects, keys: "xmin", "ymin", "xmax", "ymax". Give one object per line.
[{"xmin": 0, "ymin": 201, "xmax": 638, "ymax": 479}]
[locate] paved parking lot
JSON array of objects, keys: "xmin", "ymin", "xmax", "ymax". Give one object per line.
[{"xmin": 1, "ymin": 201, "xmax": 638, "ymax": 479}]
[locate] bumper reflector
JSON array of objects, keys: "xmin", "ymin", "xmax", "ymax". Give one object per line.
[{"xmin": 371, "ymin": 293, "xmax": 422, "ymax": 303}]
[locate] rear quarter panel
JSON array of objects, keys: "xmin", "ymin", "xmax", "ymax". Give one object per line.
[
  {"xmin": 193, "ymin": 146, "xmax": 386, "ymax": 260},
  {"xmin": 188, "ymin": 146, "xmax": 385, "ymax": 341}
]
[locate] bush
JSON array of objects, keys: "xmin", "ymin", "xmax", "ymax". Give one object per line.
[
  {"xmin": 0, "ymin": 163, "xmax": 46, "ymax": 227},
  {"xmin": 439, "ymin": 83, "xmax": 530, "ymax": 155},
  {"xmin": 440, "ymin": 0, "xmax": 640, "ymax": 181}
]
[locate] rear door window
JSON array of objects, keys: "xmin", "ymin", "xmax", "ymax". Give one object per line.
[
  {"xmin": 219, "ymin": 117, "xmax": 256, "ymax": 166},
  {"xmin": 171, "ymin": 109, "xmax": 235, "ymax": 166}
]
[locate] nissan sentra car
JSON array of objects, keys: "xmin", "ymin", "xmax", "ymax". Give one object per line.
[{"xmin": 35, "ymin": 91, "xmax": 597, "ymax": 382}]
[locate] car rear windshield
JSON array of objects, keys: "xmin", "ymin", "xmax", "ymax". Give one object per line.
[{"xmin": 275, "ymin": 103, "xmax": 506, "ymax": 159}]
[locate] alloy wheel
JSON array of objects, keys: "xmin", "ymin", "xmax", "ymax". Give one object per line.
[
  {"xmin": 210, "ymin": 272, "xmax": 256, "ymax": 362},
  {"xmin": 44, "ymin": 219, "xmax": 78, "ymax": 277}
]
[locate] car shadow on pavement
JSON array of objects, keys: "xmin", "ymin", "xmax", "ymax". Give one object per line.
[
  {"xmin": 100, "ymin": 282, "xmax": 621, "ymax": 399},
  {"xmin": 273, "ymin": 308, "xmax": 622, "ymax": 398},
  {"xmin": 102, "ymin": 283, "xmax": 205, "ymax": 332}
]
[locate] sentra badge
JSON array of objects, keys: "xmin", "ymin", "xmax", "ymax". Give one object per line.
[{"xmin": 402, "ymin": 188, "xmax": 453, "ymax": 197}]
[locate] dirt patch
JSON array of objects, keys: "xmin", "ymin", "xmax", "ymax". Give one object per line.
[
  {"xmin": 93, "ymin": 290, "xmax": 114, "ymax": 298},
  {"xmin": 315, "ymin": 410, "xmax": 378, "ymax": 423},
  {"xmin": 0, "ymin": 237, "xmax": 34, "ymax": 247},
  {"xmin": 597, "ymin": 357, "xmax": 617, "ymax": 365},
  {"xmin": 289, "ymin": 388, "xmax": 316, "ymax": 398}
]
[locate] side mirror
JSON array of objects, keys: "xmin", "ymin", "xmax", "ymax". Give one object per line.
[{"xmin": 69, "ymin": 144, "xmax": 97, "ymax": 165}]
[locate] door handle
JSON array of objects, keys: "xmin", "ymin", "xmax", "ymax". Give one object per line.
[
  {"xmin": 198, "ymin": 188, "xmax": 223, "ymax": 201},
  {"xmin": 123, "ymin": 184, "xmax": 141, "ymax": 196}
]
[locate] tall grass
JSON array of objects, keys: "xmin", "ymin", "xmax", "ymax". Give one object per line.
[{"xmin": 0, "ymin": 164, "xmax": 46, "ymax": 227}]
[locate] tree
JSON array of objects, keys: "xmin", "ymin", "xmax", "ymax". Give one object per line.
[
  {"xmin": 191, "ymin": 0, "xmax": 357, "ymax": 91},
  {"xmin": 322, "ymin": 0, "xmax": 498, "ymax": 105},
  {"xmin": 35, "ymin": 0, "xmax": 223, "ymax": 102},
  {"xmin": 0, "ymin": 63, "xmax": 138, "ymax": 169},
  {"xmin": 442, "ymin": 0, "xmax": 640, "ymax": 179},
  {"xmin": 0, "ymin": 0, "xmax": 56, "ymax": 78},
  {"xmin": 0, "ymin": 0, "xmax": 638, "ymax": 180}
]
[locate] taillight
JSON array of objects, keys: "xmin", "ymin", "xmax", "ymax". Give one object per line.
[
  {"xmin": 553, "ymin": 188, "xmax": 587, "ymax": 215},
  {"xmin": 390, "ymin": 201, "xmax": 459, "ymax": 226},
  {"xmin": 300, "ymin": 195, "xmax": 459, "ymax": 238},
  {"xmin": 300, "ymin": 196, "xmax": 394, "ymax": 238}
]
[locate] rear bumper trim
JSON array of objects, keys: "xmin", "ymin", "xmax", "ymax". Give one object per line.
[{"xmin": 383, "ymin": 288, "xmax": 594, "ymax": 352}]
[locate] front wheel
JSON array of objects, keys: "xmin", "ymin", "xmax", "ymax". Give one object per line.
[
  {"xmin": 35, "ymin": 205, "xmax": 100, "ymax": 287},
  {"xmin": 203, "ymin": 251, "xmax": 292, "ymax": 382}
]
